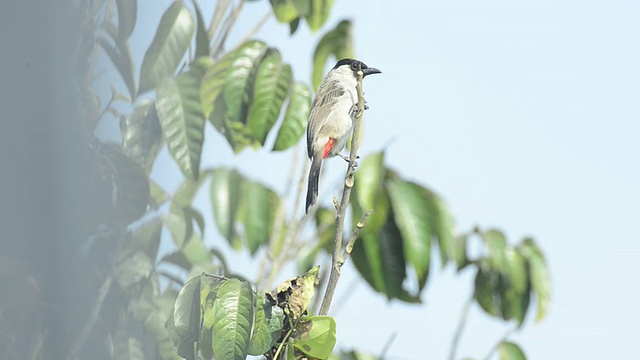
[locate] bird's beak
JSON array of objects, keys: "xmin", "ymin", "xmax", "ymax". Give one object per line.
[{"xmin": 362, "ymin": 67, "xmax": 382, "ymax": 76}]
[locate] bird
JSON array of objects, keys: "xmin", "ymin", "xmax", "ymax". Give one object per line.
[{"xmin": 305, "ymin": 58, "xmax": 381, "ymax": 213}]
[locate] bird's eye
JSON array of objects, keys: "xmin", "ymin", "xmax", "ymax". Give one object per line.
[{"xmin": 351, "ymin": 62, "xmax": 359, "ymax": 71}]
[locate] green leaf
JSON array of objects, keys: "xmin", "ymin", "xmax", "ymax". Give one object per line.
[
  {"xmin": 224, "ymin": 40, "xmax": 268, "ymax": 123},
  {"xmin": 210, "ymin": 168, "xmax": 244, "ymax": 248},
  {"xmin": 113, "ymin": 328, "xmax": 145, "ymax": 360},
  {"xmin": 99, "ymin": 144, "xmax": 149, "ymax": 226},
  {"xmin": 182, "ymin": 234, "xmax": 212, "ymax": 266},
  {"xmin": 269, "ymin": 0, "xmax": 299, "ymax": 23},
  {"xmin": 199, "ymin": 275, "xmax": 227, "ymax": 359},
  {"xmin": 192, "ymin": 0, "xmax": 210, "ymax": 57},
  {"xmin": 163, "ymin": 206, "xmax": 192, "ymax": 248},
  {"xmin": 386, "ymin": 179, "xmax": 432, "ymax": 288},
  {"xmin": 429, "ymin": 194, "xmax": 455, "ymax": 266},
  {"xmin": 246, "ymin": 49, "xmax": 292, "ymax": 144},
  {"xmin": 131, "ymin": 289, "xmax": 182, "ymax": 360},
  {"xmin": 306, "ymin": 0, "xmax": 335, "ymax": 32},
  {"xmin": 98, "ymin": 36, "xmax": 137, "ymax": 99},
  {"xmin": 289, "ymin": 17, "xmax": 301, "ymax": 35},
  {"xmin": 240, "ymin": 180, "xmax": 280, "ymax": 254},
  {"xmin": 248, "ymin": 293, "xmax": 285, "ymax": 355},
  {"xmin": 293, "ymin": 315, "xmax": 336, "ymax": 359},
  {"xmin": 186, "ymin": 206, "xmax": 206, "ymax": 235},
  {"xmin": 201, "ymin": 50, "xmax": 236, "ymax": 119},
  {"xmin": 190, "ymin": 55, "xmax": 214, "ymax": 76},
  {"xmin": 208, "ymin": 93, "xmax": 258, "ymax": 153},
  {"xmin": 115, "ymin": 0, "xmax": 137, "ymax": 40},
  {"xmin": 120, "ymin": 99, "xmax": 162, "ymax": 173},
  {"xmin": 292, "ymin": 0, "xmax": 311, "ymax": 16},
  {"xmin": 519, "ymin": 238, "xmax": 551, "ymax": 321},
  {"xmin": 473, "ymin": 249, "xmax": 530, "ymax": 324},
  {"xmin": 453, "ymin": 234, "xmax": 470, "ymax": 271},
  {"xmin": 156, "ymin": 70, "xmax": 206, "ymax": 180},
  {"xmin": 120, "ymin": 218, "xmax": 162, "ymax": 261},
  {"xmin": 312, "ymin": 19, "xmax": 352, "ymax": 90},
  {"xmin": 355, "ymin": 152, "xmax": 385, "ymax": 212},
  {"xmin": 353, "ymin": 152, "xmax": 390, "ymax": 235},
  {"xmin": 168, "ymin": 275, "xmax": 202, "ymax": 359},
  {"xmin": 499, "ymin": 341, "xmax": 527, "ymax": 360},
  {"xmin": 115, "ymin": 250, "xmax": 153, "ymax": 292},
  {"xmin": 332, "ymin": 351, "xmax": 378, "ymax": 360},
  {"xmin": 161, "ymin": 251, "xmax": 192, "ymax": 270},
  {"xmin": 351, "ymin": 202, "xmax": 419, "ymax": 302},
  {"xmin": 273, "ymin": 82, "xmax": 312, "ymax": 151},
  {"xmin": 482, "ymin": 229, "xmax": 509, "ymax": 272},
  {"xmin": 171, "ymin": 169, "xmax": 213, "ymax": 209},
  {"xmin": 149, "ymin": 180, "xmax": 169, "ymax": 208},
  {"xmin": 502, "ymin": 248, "xmax": 530, "ymax": 324},
  {"xmin": 473, "ymin": 262, "xmax": 501, "ymax": 318},
  {"xmin": 212, "ymin": 279, "xmax": 254, "ymax": 360},
  {"xmin": 138, "ymin": 1, "xmax": 195, "ymax": 94}
]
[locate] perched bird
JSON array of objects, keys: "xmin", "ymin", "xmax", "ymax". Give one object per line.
[{"xmin": 305, "ymin": 58, "xmax": 381, "ymax": 213}]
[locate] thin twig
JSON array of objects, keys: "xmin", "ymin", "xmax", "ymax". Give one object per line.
[
  {"xmin": 379, "ymin": 332, "xmax": 398, "ymax": 360},
  {"xmin": 211, "ymin": 0, "xmax": 245, "ymax": 57},
  {"xmin": 208, "ymin": 0, "xmax": 231, "ymax": 40},
  {"xmin": 329, "ymin": 278, "xmax": 358, "ymax": 316},
  {"xmin": 66, "ymin": 275, "xmax": 113, "ymax": 360},
  {"xmin": 341, "ymin": 210, "xmax": 371, "ymax": 259},
  {"xmin": 264, "ymin": 202, "xmax": 286, "ymax": 284},
  {"xmin": 273, "ymin": 327, "xmax": 294, "ymax": 360},
  {"xmin": 482, "ymin": 326, "xmax": 517, "ymax": 360},
  {"xmin": 261, "ymin": 152, "xmax": 310, "ymax": 290},
  {"xmin": 448, "ymin": 294, "xmax": 474, "ymax": 360},
  {"xmin": 237, "ymin": 10, "xmax": 272, "ymax": 44},
  {"xmin": 318, "ymin": 69, "xmax": 366, "ymax": 315}
]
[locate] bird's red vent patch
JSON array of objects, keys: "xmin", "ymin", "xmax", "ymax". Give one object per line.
[{"xmin": 322, "ymin": 138, "xmax": 335, "ymax": 159}]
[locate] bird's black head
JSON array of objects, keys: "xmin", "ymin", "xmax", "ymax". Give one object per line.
[{"xmin": 333, "ymin": 58, "xmax": 382, "ymax": 77}]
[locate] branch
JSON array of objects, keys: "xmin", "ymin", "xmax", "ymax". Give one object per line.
[
  {"xmin": 208, "ymin": 0, "xmax": 231, "ymax": 41},
  {"xmin": 66, "ymin": 275, "xmax": 113, "ymax": 360},
  {"xmin": 318, "ymin": 69, "xmax": 367, "ymax": 315},
  {"xmin": 379, "ymin": 332, "xmax": 398, "ymax": 360},
  {"xmin": 341, "ymin": 211, "xmax": 371, "ymax": 259},
  {"xmin": 211, "ymin": 0, "xmax": 244, "ymax": 57},
  {"xmin": 448, "ymin": 294, "xmax": 474, "ymax": 360}
]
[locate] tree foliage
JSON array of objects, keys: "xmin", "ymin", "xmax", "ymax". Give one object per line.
[{"xmin": 0, "ymin": 1, "xmax": 551, "ymax": 360}]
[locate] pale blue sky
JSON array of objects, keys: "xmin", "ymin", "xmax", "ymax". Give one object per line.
[{"xmin": 127, "ymin": 1, "xmax": 640, "ymax": 358}]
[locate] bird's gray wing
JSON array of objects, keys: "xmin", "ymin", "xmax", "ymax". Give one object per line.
[{"xmin": 307, "ymin": 78, "xmax": 345, "ymax": 158}]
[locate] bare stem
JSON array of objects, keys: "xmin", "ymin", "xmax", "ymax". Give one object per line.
[
  {"xmin": 448, "ymin": 294, "xmax": 474, "ymax": 360},
  {"xmin": 482, "ymin": 326, "xmax": 517, "ymax": 360},
  {"xmin": 66, "ymin": 275, "xmax": 113, "ymax": 360},
  {"xmin": 208, "ymin": 0, "xmax": 231, "ymax": 41},
  {"xmin": 379, "ymin": 332, "xmax": 398, "ymax": 360},
  {"xmin": 261, "ymin": 149, "xmax": 311, "ymax": 290},
  {"xmin": 211, "ymin": 0, "xmax": 244, "ymax": 57},
  {"xmin": 237, "ymin": 10, "xmax": 272, "ymax": 45},
  {"xmin": 341, "ymin": 210, "xmax": 371, "ymax": 259},
  {"xmin": 318, "ymin": 69, "xmax": 366, "ymax": 315}
]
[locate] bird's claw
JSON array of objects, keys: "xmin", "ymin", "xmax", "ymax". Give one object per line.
[
  {"xmin": 338, "ymin": 153, "xmax": 359, "ymax": 169},
  {"xmin": 350, "ymin": 102, "xmax": 369, "ymax": 118}
]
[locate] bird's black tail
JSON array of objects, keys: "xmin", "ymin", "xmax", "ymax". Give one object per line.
[{"xmin": 305, "ymin": 155, "xmax": 322, "ymax": 213}]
